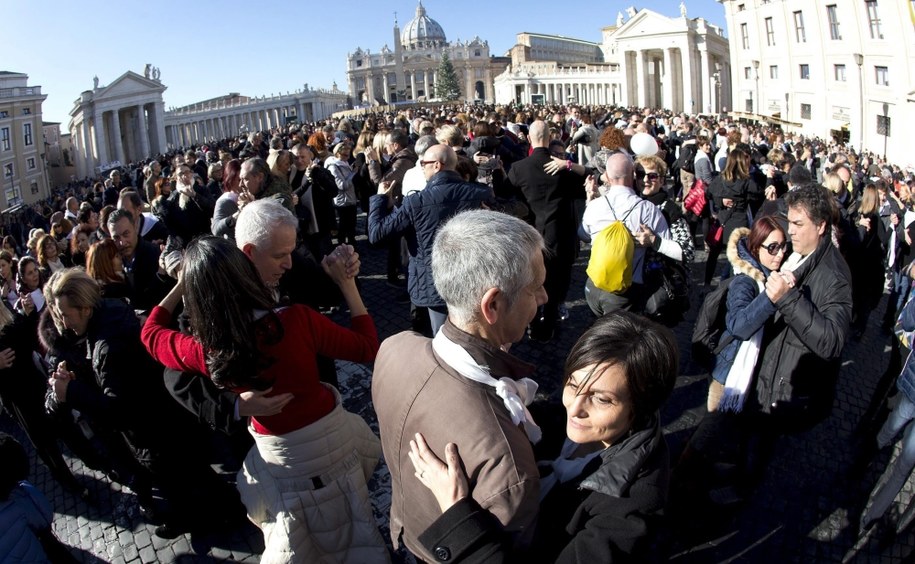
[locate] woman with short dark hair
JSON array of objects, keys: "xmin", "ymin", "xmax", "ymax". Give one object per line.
[{"xmin": 409, "ymin": 311, "xmax": 679, "ymax": 563}]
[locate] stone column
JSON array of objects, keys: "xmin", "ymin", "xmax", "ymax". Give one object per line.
[
  {"xmin": 137, "ymin": 104, "xmax": 150, "ymax": 159},
  {"xmin": 701, "ymin": 49, "xmax": 712, "ymax": 113},
  {"xmin": 80, "ymin": 118, "xmax": 93, "ymax": 176},
  {"xmin": 662, "ymin": 49, "xmax": 674, "ymax": 112},
  {"xmin": 635, "ymin": 50, "xmax": 647, "ymax": 108},
  {"xmin": 382, "ymin": 73, "xmax": 389, "ymax": 103},
  {"xmin": 94, "ymin": 110, "xmax": 109, "ymax": 166}
]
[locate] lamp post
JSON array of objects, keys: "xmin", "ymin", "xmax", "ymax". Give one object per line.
[
  {"xmin": 752, "ymin": 59, "xmax": 760, "ymax": 116},
  {"xmin": 882, "ymin": 102, "xmax": 889, "ymax": 161},
  {"xmin": 713, "ymin": 62, "xmax": 722, "ymax": 116},
  {"xmin": 853, "ymin": 53, "xmax": 864, "ymax": 152}
]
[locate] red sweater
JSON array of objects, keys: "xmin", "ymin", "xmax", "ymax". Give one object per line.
[{"xmin": 142, "ymin": 305, "xmax": 378, "ymax": 435}]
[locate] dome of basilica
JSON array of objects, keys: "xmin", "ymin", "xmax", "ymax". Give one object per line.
[{"xmin": 400, "ymin": 2, "xmax": 446, "ymax": 49}]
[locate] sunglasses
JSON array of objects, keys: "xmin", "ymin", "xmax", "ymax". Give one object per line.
[
  {"xmin": 635, "ymin": 169, "xmax": 660, "ymax": 181},
  {"xmin": 763, "ymin": 241, "xmax": 789, "ymax": 255}
]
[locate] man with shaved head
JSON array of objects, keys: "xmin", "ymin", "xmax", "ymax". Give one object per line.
[
  {"xmin": 369, "ymin": 144, "xmax": 493, "ymax": 334},
  {"xmin": 581, "ymin": 150, "xmax": 670, "ymax": 315},
  {"xmin": 504, "ymin": 120, "xmax": 584, "ymax": 341}
]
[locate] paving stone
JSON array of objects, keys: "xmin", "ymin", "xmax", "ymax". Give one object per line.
[{"xmin": 138, "ymin": 545, "xmax": 157, "ymax": 563}]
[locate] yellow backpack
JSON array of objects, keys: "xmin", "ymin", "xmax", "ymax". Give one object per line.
[{"xmin": 586, "ymin": 200, "xmax": 637, "ymax": 294}]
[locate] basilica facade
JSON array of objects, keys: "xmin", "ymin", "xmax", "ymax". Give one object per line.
[{"xmin": 346, "ymin": 2, "xmax": 509, "ymax": 104}]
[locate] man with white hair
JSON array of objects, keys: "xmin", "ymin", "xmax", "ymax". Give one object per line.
[{"xmin": 373, "ymin": 209, "xmax": 546, "ymax": 562}]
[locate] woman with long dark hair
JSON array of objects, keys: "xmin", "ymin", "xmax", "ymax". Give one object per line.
[
  {"xmin": 141, "ymin": 235, "xmax": 387, "ymax": 561},
  {"xmin": 705, "ymin": 147, "xmax": 763, "ymax": 284},
  {"xmin": 85, "ymin": 239, "xmax": 128, "ymax": 300}
]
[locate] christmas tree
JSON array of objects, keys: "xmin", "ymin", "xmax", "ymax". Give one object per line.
[{"xmin": 435, "ymin": 52, "xmax": 462, "ymax": 101}]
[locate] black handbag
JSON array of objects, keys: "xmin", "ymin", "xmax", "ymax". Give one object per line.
[{"xmin": 643, "ymin": 252, "xmax": 691, "ymax": 326}]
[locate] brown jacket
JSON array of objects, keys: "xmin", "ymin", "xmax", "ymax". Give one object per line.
[{"xmin": 372, "ymin": 321, "xmax": 540, "ymax": 561}]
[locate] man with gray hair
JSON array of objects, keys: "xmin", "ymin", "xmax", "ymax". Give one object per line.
[
  {"xmin": 373, "ymin": 209, "xmax": 546, "ymax": 562},
  {"xmin": 236, "ymin": 198, "xmax": 299, "ymax": 289},
  {"xmin": 369, "ymin": 144, "xmax": 493, "ymax": 334}
]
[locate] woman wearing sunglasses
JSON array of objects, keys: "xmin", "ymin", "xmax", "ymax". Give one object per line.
[
  {"xmin": 707, "ymin": 216, "xmax": 789, "ymax": 412},
  {"xmin": 634, "ymin": 155, "xmax": 695, "ymax": 269}
]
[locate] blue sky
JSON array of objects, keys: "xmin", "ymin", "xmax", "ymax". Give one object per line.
[{"xmin": 4, "ymin": 0, "xmax": 727, "ymax": 129}]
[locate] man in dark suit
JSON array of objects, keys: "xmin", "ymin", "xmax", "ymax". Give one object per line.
[
  {"xmin": 106, "ymin": 208, "xmax": 173, "ymax": 313},
  {"xmin": 505, "ymin": 120, "xmax": 584, "ymax": 342}
]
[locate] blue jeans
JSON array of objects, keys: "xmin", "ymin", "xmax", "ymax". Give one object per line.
[{"xmin": 863, "ymin": 394, "xmax": 915, "ymax": 525}]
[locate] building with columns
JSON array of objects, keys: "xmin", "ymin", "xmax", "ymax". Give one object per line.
[
  {"xmin": 0, "ymin": 72, "xmax": 51, "ymax": 209},
  {"xmin": 163, "ymin": 85, "xmax": 349, "ymax": 149},
  {"xmin": 68, "ymin": 70, "xmax": 167, "ymax": 178},
  {"xmin": 719, "ymin": 0, "xmax": 915, "ymax": 165},
  {"xmin": 346, "ymin": 2, "xmax": 509, "ymax": 104},
  {"xmin": 494, "ymin": 5, "xmax": 731, "ymax": 115}
]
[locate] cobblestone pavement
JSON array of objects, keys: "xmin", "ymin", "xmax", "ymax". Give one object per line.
[{"xmin": 4, "ymin": 216, "xmax": 915, "ymax": 562}]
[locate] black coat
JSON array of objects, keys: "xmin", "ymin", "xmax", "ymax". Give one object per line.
[
  {"xmin": 41, "ymin": 300, "xmax": 184, "ymax": 454},
  {"xmin": 747, "ymin": 235, "xmax": 852, "ymax": 430},
  {"xmin": 125, "ymin": 238, "xmax": 174, "ymax": 313},
  {"xmin": 506, "ymin": 148, "xmax": 582, "ymax": 258},
  {"xmin": 418, "ymin": 416, "xmax": 670, "ymax": 563},
  {"xmin": 368, "ymin": 170, "xmax": 492, "ymax": 308}
]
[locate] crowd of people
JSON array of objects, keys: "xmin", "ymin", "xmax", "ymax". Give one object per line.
[{"xmin": 0, "ymin": 98, "xmax": 914, "ymax": 562}]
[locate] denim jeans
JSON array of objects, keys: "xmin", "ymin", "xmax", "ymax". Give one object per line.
[{"xmin": 863, "ymin": 394, "xmax": 915, "ymax": 526}]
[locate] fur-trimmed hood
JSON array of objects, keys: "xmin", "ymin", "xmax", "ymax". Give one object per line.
[{"xmin": 726, "ymin": 227, "xmax": 767, "ymax": 283}]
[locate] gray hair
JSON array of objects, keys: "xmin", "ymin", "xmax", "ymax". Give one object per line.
[
  {"xmin": 236, "ymin": 199, "xmax": 298, "ymax": 250},
  {"xmin": 414, "ymin": 135, "xmax": 438, "ymax": 159},
  {"xmin": 432, "ymin": 210, "xmax": 544, "ymax": 326}
]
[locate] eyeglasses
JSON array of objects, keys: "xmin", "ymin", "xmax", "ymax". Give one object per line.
[
  {"xmin": 420, "ymin": 160, "xmax": 438, "ymax": 168},
  {"xmin": 763, "ymin": 241, "xmax": 789, "ymax": 255}
]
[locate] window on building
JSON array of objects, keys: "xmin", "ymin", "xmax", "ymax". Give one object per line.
[
  {"xmin": 356, "ymin": 59, "xmax": 362, "ymax": 67},
  {"xmin": 22, "ymin": 108, "xmax": 30, "ymax": 115},
  {"xmin": 737, "ymin": 3, "xmax": 745, "ymax": 11},
  {"xmin": 765, "ymin": 18, "xmax": 775, "ymax": 46},
  {"xmin": 875, "ymin": 66, "xmax": 889, "ymax": 86},
  {"xmin": 770, "ymin": 65, "xmax": 778, "ymax": 79},
  {"xmin": 800, "ymin": 64, "xmax": 810, "ymax": 80},
  {"xmin": 834, "ymin": 64, "xmax": 847, "ymax": 81},
  {"xmin": 474, "ymin": 49, "xmax": 481, "ymax": 57},
  {"xmin": 744, "ymin": 67, "xmax": 752, "ymax": 79},
  {"xmin": 30, "ymin": 181, "xmax": 38, "ymax": 195},
  {"xmin": 793, "ymin": 11, "xmax": 806, "ymax": 43},
  {"xmin": 26, "ymin": 158, "xmax": 35, "ymax": 170},
  {"xmin": 827, "ymin": 5, "xmax": 841, "ymax": 39},
  {"xmin": 740, "ymin": 23, "xmax": 749, "ymax": 49},
  {"xmin": 801, "ymin": 104, "xmax": 812, "ymax": 120},
  {"xmin": 3, "ymin": 164, "xmax": 11, "ymax": 178},
  {"xmin": 0, "ymin": 111, "xmax": 7, "ymax": 119},
  {"xmin": 866, "ymin": 0, "xmax": 883, "ymax": 39},
  {"xmin": 23, "ymin": 123, "xmax": 32, "ymax": 146},
  {"xmin": 746, "ymin": 98, "xmax": 754, "ymax": 113},
  {"xmin": 0, "ymin": 128, "xmax": 8, "ymax": 151}
]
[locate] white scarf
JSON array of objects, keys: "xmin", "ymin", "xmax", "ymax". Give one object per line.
[
  {"xmin": 432, "ymin": 330, "xmax": 542, "ymax": 444},
  {"xmin": 538, "ymin": 439, "xmax": 602, "ymax": 501},
  {"xmin": 719, "ymin": 279, "xmax": 765, "ymax": 413}
]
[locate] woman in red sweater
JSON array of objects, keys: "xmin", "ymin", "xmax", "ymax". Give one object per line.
[{"xmin": 141, "ymin": 235, "xmax": 388, "ymax": 561}]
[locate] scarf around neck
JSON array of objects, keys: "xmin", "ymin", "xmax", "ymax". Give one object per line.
[{"xmin": 432, "ymin": 329, "xmax": 542, "ymax": 444}]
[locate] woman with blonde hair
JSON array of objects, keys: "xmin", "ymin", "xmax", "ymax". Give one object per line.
[{"xmin": 849, "ymin": 184, "xmax": 888, "ymax": 339}]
